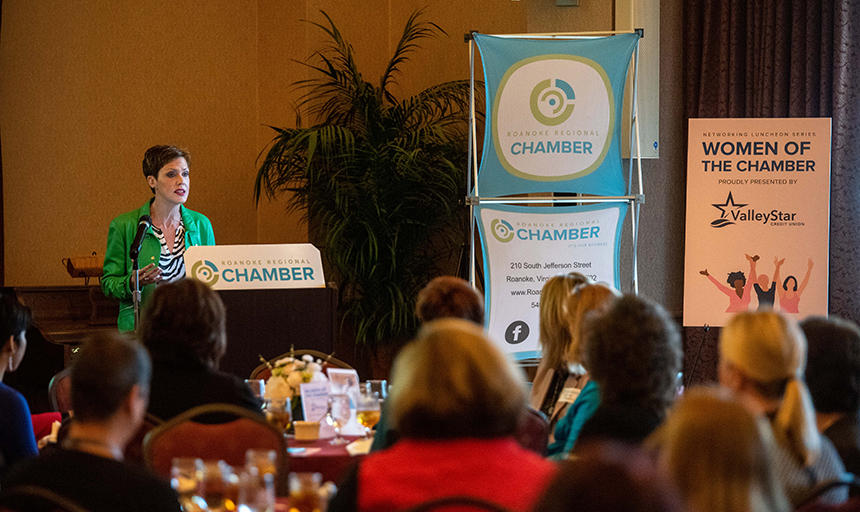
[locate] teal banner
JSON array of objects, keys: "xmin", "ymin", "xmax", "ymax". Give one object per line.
[{"xmin": 473, "ymin": 33, "xmax": 639, "ymax": 197}]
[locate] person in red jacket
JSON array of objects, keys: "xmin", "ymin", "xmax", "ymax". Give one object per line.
[{"xmin": 329, "ymin": 319, "xmax": 557, "ymax": 512}]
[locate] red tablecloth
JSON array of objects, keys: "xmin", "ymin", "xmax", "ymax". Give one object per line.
[{"xmin": 287, "ymin": 435, "xmax": 367, "ymax": 485}]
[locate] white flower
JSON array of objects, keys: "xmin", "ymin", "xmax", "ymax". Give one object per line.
[
  {"xmin": 310, "ymin": 371, "xmax": 328, "ymax": 383},
  {"xmin": 264, "ymin": 377, "xmax": 292, "ymax": 400},
  {"xmin": 302, "ymin": 354, "xmax": 314, "ymax": 362},
  {"xmin": 274, "ymin": 357, "xmax": 295, "ymax": 367},
  {"xmin": 307, "ymin": 362, "xmax": 322, "ymax": 373}
]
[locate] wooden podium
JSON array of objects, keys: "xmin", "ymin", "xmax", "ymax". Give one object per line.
[{"xmin": 218, "ymin": 285, "xmax": 338, "ymax": 379}]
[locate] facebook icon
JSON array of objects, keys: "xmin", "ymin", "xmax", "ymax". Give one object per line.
[{"xmin": 504, "ymin": 321, "xmax": 530, "ymax": 345}]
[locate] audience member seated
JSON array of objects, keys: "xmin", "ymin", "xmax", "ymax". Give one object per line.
[
  {"xmin": 720, "ymin": 311, "xmax": 847, "ymax": 507},
  {"xmin": 0, "ymin": 332, "xmax": 181, "ymax": 512},
  {"xmin": 647, "ymin": 386, "xmax": 791, "ymax": 512},
  {"xmin": 0, "ymin": 293, "xmax": 37, "ymax": 478},
  {"xmin": 571, "ymin": 294, "xmax": 681, "ymax": 452},
  {"xmin": 533, "ymin": 441, "xmax": 684, "ymax": 512},
  {"xmin": 330, "ymin": 319, "xmax": 556, "ymax": 512},
  {"xmin": 529, "ymin": 273, "xmax": 590, "ymax": 431},
  {"xmin": 545, "ymin": 283, "xmax": 619, "ymax": 459},
  {"xmin": 370, "ymin": 276, "xmax": 484, "ymax": 452},
  {"xmin": 141, "ymin": 279, "xmax": 261, "ymax": 421},
  {"xmin": 803, "ymin": 316, "xmax": 860, "ymax": 475}
]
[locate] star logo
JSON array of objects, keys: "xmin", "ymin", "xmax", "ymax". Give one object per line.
[
  {"xmin": 712, "ymin": 192, "xmax": 747, "ymax": 218},
  {"xmin": 710, "ymin": 192, "xmax": 746, "ymax": 228}
]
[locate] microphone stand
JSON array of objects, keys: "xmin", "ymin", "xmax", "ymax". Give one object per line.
[{"xmin": 132, "ymin": 255, "xmax": 142, "ymax": 332}]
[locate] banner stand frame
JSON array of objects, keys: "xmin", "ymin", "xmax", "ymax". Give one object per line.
[{"xmin": 467, "ymin": 31, "xmax": 644, "ymax": 295}]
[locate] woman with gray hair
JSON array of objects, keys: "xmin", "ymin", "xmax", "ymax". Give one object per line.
[{"xmin": 329, "ymin": 319, "xmax": 556, "ymax": 512}]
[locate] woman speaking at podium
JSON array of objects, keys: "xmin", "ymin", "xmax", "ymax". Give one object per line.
[{"xmin": 102, "ymin": 145, "xmax": 215, "ymax": 332}]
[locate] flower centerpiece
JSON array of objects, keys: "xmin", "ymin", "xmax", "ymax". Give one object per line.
[{"xmin": 263, "ymin": 352, "xmax": 328, "ymax": 421}]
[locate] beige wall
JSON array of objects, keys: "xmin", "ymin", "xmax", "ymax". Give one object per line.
[{"xmin": 1, "ymin": 1, "xmax": 684, "ymax": 312}]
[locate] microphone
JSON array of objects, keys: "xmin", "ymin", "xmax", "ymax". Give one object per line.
[{"xmin": 129, "ymin": 215, "xmax": 152, "ymax": 260}]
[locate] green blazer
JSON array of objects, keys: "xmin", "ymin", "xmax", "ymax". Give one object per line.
[{"xmin": 101, "ymin": 199, "xmax": 215, "ymax": 332}]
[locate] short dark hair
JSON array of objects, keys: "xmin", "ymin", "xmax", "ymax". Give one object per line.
[
  {"xmin": 142, "ymin": 145, "xmax": 190, "ymax": 193},
  {"xmin": 584, "ymin": 294, "xmax": 681, "ymax": 416},
  {"xmin": 534, "ymin": 442, "xmax": 684, "ymax": 512},
  {"xmin": 71, "ymin": 332, "xmax": 151, "ymax": 422},
  {"xmin": 803, "ymin": 316, "xmax": 860, "ymax": 413},
  {"xmin": 0, "ymin": 292, "xmax": 31, "ymax": 341},
  {"xmin": 415, "ymin": 276, "xmax": 484, "ymax": 325},
  {"xmin": 783, "ymin": 276, "xmax": 798, "ymax": 291},
  {"xmin": 141, "ymin": 279, "xmax": 227, "ymax": 370}
]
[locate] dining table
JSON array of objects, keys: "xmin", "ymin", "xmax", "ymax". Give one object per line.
[{"xmin": 286, "ymin": 435, "xmax": 369, "ymax": 485}]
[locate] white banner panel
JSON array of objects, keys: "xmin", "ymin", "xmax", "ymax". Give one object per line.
[
  {"xmin": 185, "ymin": 244, "xmax": 325, "ymax": 290},
  {"xmin": 683, "ymin": 118, "xmax": 831, "ymax": 327},
  {"xmin": 476, "ymin": 203, "xmax": 627, "ymax": 358}
]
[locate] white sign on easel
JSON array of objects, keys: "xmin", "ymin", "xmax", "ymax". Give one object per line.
[{"xmin": 184, "ymin": 244, "xmax": 325, "ymax": 290}]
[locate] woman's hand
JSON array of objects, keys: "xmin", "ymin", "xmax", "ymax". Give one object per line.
[
  {"xmin": 700, "ymin": 269, "xmax": 709, "ymax": 277},
  {"xmin": 130, "ymin": 263, "xmax": 162, "ymax": 288},
  {"xmin": 808, "ymin": 258, "xmax": 814, "ymax": 269},
  {"xmin": 774, "ymin": 257, "xmax": 785, "ymax": 267}
]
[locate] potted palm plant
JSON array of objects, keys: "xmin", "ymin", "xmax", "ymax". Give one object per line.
[{"xmin": 255, "ymin": 10, "xmax": 477, "ymax": 351}]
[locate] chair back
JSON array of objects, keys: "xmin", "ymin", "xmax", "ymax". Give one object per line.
[
  {"xmin": 514, "ymin": 407, "xmax": 549, "ymax": 456},
  {"xmin": 48, "ymin": 367, "xmax": 72, "ymax": 414},
  {"xmin": 123, "ymin": 413, "xmax": 162, "ymax": 465},
  {"xmin": 250, "ymin": 349, "xmax": 352, "ymax": 380},
  {"xmin": 402, "ymin": 496, "xmax": 515, "ymax": 512},
  {"xmin": 143, "ymin": 403, "xmax": 287, "ymax": 479},
  {"xmin": 0, "ymin": 485, "xmax": 92, "ymax": 512}
]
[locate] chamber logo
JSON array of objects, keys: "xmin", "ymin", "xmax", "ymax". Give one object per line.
[
  {"xmin": 530, "ymin": 78, "xmax": 575, "ymax": 126},
  {"xmin": 190, "ymin": 260, "xmax": 220, "ymax": 286},
  {"xmin": 491, "ymin": 219, "xmax": 515, "ymax": 243}
]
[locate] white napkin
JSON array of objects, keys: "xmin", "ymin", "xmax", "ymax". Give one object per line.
[{"xmin": 345, "ymin": 438, "xmax": 372, "ymax": 456}]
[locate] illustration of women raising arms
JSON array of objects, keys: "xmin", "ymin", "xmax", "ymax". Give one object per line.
[
  {"xmin": 773, "ymin": 257, "xmax": 813, "ymax": 314},
  {"xmin": 699, "ymin": 253, "xmax": 757, "ymax": 313}
]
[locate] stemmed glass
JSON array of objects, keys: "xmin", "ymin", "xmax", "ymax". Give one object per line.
[
  {"xmin": 356, "ymin": 388, "xmax": 381, "ymax": 438},
  {"xmin": 325, "ymin": 393, "xmax": 350, "ymax": 445}
]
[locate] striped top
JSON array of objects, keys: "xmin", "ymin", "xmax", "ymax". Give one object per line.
[{"xmin": 152, "ymin": 221, "xmax": 186, "ymax": 283}]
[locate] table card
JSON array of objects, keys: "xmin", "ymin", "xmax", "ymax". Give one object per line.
[
  {"xmin": 326, "ymin": 369, "xmax": 364, "ymax": 435},
  {"xmin": 300, "ymin": 382, "xmax": 335, "ymax": 438}
]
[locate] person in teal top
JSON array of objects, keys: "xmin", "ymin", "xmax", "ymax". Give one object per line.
[
  {"xmin": 546, "ymin": 380, "xmax": 600, "ymax": 460},
  {"xmin": 102, "ymin": 145, "xmax": 215, "ymax": 332}
]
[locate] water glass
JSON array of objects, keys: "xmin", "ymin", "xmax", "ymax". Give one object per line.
[
  {"xmin": 237, "ymin": 467, "xmax": 275, "ymax": 512},
  {"xmin": 364, "ymin": 380, "xmax": 388, "ymax": 401},
  {"xmin": 325, "ymin": 393, "xmax": 350, "ymax": 445},
  {"xmin": 264, "ymin": 398, "xmax": 292, "ymax": 432},
  {"xmin": 198, "ymin": 460, "xmax": 238, "ymax": 512},
  {"xmin": 171, "ymin": 457, "xmax": 203, "ymax": 512},
  {"xmin": 245, "ymin": 379, "xmax": 266, "ymax": 402},
  {"xmin": 288, "ymin": 472, "xmax": 323, "ymax": 512}
]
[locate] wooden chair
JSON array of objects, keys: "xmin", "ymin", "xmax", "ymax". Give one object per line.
[
  {"xmin": 403, "ymin": 496, "xmax": 515, "ymax": 512},
  {"xmin": 0, "ymin": 485, "xmax": 93, "ymax": 512},
  {"xmin": 250, "ymin": 349, "xmax": 352, "ymax": 380},
  {"xmin": 513, "ymin": 407, "xmax": 549, "ymax": 456},
  {"xmin": 143, "ymin": 403, "xmax": 288, "ymax": 488},
  {"xmin": 48, "ymin": 367, "xmax": 72, "ymax": 414}
]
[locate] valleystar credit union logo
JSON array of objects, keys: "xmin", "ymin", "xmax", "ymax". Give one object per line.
[
  {"xmin": 493, "ymin": 55, "xmax": 614, "ymax": 182},
  {"xmin": 491, "ymin": 219, "xmax": 515, "ymax": 243}
]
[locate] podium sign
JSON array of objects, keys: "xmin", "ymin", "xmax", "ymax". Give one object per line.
[{"xmin": 185, "ymin": 244, "xmax": 325, "ymax": 290}]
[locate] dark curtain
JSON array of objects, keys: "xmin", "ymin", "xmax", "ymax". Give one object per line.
[{"xmin": 682, "ymin": 0, "xmax": 860, "ymax": 383}]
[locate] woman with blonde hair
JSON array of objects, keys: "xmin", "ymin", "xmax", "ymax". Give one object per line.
[
  {"xmin": 648, "ymin": 387, "xmax": 790, "ymax": 512},
  {"xmin": 530, "ymin": 273, "xmax": 590, "ymax": 428},
  {"xmin": 329, "ymin": 319, "xmax": 557, "ymax": 512},
  {"xmin": 719, "ymin": 311, "xmax": 846, "ymax": 507},
  {"xmin": 545, "ymin": 282, "xmax": 619, "ymax": 458}
]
